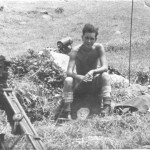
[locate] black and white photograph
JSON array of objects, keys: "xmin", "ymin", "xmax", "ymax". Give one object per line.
[{"xmin": 0, "ymin": 0, "xmax": 150, "ymax": 149}]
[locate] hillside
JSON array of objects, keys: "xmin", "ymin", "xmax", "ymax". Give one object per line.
[{"xmin": 1, "ymin": 0, "xmax": 150, "ymax": 55}]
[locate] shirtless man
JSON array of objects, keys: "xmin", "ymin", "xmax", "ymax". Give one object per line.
[{"xmin": 63, "ymin": 23, "xmax": 111, "ymax": 119}]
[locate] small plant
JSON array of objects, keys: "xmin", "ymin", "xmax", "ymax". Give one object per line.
[
  {"xmin": 55, "ymin": 7, "xmax": 64, "ymax": 14},
  {"xmin": 135, "ymin": 70, "xmax": 150, "ymax": 85}
]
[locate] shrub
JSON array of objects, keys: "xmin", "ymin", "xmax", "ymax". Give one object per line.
[{"xmin": 8, "ymin": 49, "xmax": 66, "ymax": 122}]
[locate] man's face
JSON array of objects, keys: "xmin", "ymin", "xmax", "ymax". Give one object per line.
[{"xmin": 82, "ymin": 32, "xmax": 96, "ymax": 48}]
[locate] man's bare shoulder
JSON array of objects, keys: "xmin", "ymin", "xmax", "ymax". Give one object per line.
[
  {"xmin": 72, "ymin": 44, "xmax": 82, "ymax": 52},
  {"xmin": 94, "ymin": 43, "xmax": 105, "ymax": 52},
  {"xmin": 69, "ymin": 44, "xmax": 81, "ymax": 58},
  {"xmin": 94, "ymin": 43, "xmax": 105, "ymax": 56},
  {"xmin": 94, "ymin": 43, "xmax": 104, "ymax": 49}
]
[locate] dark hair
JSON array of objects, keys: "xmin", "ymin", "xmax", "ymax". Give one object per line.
[{"xmin": 82, "ymin": 23, "xmax": 99, "ymax": 37}]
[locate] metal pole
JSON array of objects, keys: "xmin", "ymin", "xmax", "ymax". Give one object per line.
[{"xmin": 129, "ymin": 0, "xmax": 134, "ymax": 86}]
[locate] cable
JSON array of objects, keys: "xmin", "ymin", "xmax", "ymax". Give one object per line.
[{"xmin": 129, "ymin": 0, "xmax": 134, "ymax": 86}]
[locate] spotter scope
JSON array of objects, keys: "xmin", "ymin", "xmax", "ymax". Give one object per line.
[{"xmin": 57, "ymin": 37, "xmax": 73, "ymax": 54}]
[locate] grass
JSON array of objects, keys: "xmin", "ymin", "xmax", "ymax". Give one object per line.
[
  {"xmin": 35, "ymin": 113, "xmax": 150, "ymax": 149},
  {"xmin": 1, "ymin": 0, "xmax": 150, "ymax": 149}
]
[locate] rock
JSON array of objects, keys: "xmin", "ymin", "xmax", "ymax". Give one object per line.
[
  {"xmin": 115, "ymin": 30, "xmax": 121, "ymax": 35},
  {"xmin": 19, "ymin": 21, "xmax": 27, "ymax": 25},
  {"xmin": 144, "ymin": 0, "xmax": 150, "ymax": 8},
  {"xmin": 50, "ymin": 51, "xmax": 69, "ymax": 72},
  {"xmin": 119, "ymin": 83, "xmax": 148, "ymax": 99},
  {"xmin": 141, "ymin": 145, "xmax": 150, "ymax": 149},
  {"xmin": 38, "ymin": 50, "xmax": 44, "ymax": 56},
  {"xmin": 110, "ymin": 74, "xmax": 129, "ymax": 88},
  {"xmin": 40, "ymin": 10, "xmax": 48, "ymax": 15},
  {"xmin": 42, "ymin": 15, "xmax": 50, "ymax": 20},
  {"xmin": 0, "ymin": 6, "xmax": 4, "ymax": 11}
]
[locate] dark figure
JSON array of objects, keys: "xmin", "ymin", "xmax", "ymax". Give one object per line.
[{"xmin": 63, "ymin": 24, "xmax": 111, "ymax": 119}]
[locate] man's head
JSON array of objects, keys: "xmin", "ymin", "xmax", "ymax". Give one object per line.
[{"xmin": 82, "ymin": 24, "xmax": 99, "ymax": 48}]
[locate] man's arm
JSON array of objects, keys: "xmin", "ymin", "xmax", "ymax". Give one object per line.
[
  {"xmin": 93, "ymin": 44, "xmax": 108, "ymax": 75},
  {"xmin": 67, "ymin": 47, "xmax": 84, "ymax": 81}
]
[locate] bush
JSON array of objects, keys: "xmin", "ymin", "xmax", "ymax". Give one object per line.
[{"xmin": 8, "ymin": 49, "xmax": 66, "ymax": 122}]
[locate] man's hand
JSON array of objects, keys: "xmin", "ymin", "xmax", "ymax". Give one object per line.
[
  {"xmin": 73, "ymin": 70, "xmax": 95, "ymax": 83},
  {"xmin": 83, "ymin": 70, "xmax": 94, "ymax": 82}
]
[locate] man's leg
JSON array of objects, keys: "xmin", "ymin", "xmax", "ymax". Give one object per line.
[
  {"xmin": 63, "ymin": 77, "xmax": 74, "ymax": 119},
  {"xmin": 91, "ymin": 72, "xmax": 111, "ymax": 116},
  {"xmin": 100, "ymin": 72, "xmax": 111, "ymax": 116}
]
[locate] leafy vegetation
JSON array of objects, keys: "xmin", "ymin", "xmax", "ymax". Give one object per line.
[{"xmin": 8, "ymin": 49, "xmax": 65, "ymax": 122}]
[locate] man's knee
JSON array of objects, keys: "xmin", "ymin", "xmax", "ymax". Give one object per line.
[
  {"xmin": 101, "ymin": 72, "xmax": 110, "ymax": 83},
  {"xmin": 63, "ymin": 77, "xmax": 74, "ymax": 106},
  {"xmin": 64, "ymin": 77, "xmax": 74, "ymax": 87},
  {"xmin": 100, "ymin": 72, "xmax": 111, "ymax": 98}
]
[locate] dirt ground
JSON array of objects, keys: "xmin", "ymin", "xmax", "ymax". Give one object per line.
[{"xmin": 1, "ymin": 0, "xmax": 150, "ymax": 59}]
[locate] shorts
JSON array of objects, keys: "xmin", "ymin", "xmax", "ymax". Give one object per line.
[{"xmin": 73, "ymin": 74, "xmax": 103, "ymax": 97}]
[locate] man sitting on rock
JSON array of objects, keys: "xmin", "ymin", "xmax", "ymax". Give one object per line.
[{"xmin": 63, "ymin": 23, "xmax": 111, "ymax": 119}]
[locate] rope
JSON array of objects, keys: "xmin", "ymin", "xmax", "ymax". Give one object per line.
[{"xmin": 129, "ymin": 0, "xmax": 134, "ymax": 86}]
